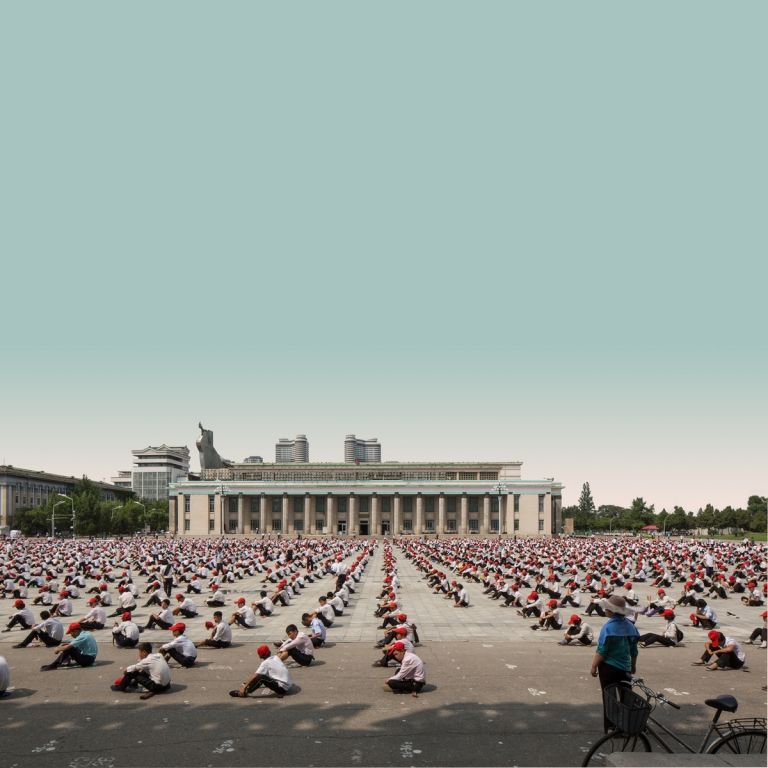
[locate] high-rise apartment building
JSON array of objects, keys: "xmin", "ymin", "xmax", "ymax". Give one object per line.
[
  {"xmin": 344, "ymin": 434, "xmax": 382, "ymax": 463},
  {"xmin": 131, "ymin": 445, "xmax": 190, "ymax": 501},
  {"xmin": 275, "ymin": 435, "xmax": 309, "ymax": 463}
]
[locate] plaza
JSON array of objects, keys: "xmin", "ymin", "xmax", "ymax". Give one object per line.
[{"xmin": 0, "ymin": 536, "xmax": 766, "ymax": 767}]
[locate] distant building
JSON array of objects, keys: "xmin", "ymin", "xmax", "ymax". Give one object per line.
[
  {"xmin": 110, "ymin": 470, "xmax": 133, "ymax": 490},
  {"xmin": 344, "ymin": 435, "xmax": 381, "ymax": 463},
  {"xmin": 0, "ymin": 465, "xmax": 131, "ymax": 531},
  {"xmin": 131, "ymin": 445, "xmax": 190, "ymax": 501},
  {"xmin": 275, "ymin": 435, "xmax": 309, "ymax": 463},
  {"xmin": 243, "ymin": 456, "xmax": 263, "ymax": 464}
]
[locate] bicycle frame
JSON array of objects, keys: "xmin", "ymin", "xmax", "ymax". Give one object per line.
[{"xmin": 643, "ymin": 712, "xmax": 718, "ymax": 754}]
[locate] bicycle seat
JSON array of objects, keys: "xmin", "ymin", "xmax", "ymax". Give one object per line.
[{"xmin": 704, "ymin": 695, "xmax": 738, "ymax": 712}]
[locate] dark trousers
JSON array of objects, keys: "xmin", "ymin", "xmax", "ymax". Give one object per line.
[
  {"xmin": 254, "ymin": 605, "xmax": 272, "ymax": 616},
  {"xmin": 145, "ymin": 595, "xmax": 163, "ymax": 607},
  {"xmin": 638, "ymin": 633, "xmax": 675, "ymax": 647},
  {"xmin": 197, "ymin": 639, "xmax": 231, "ymax": 648},
  {"xmin": 598, "ymin": 663, "xmax": 631, "ymax": 733},
  {"xmin": 585, "ymin": 604, "xmax": 606, "ymax": 617},
  {"xmin": 55, "ymin": 648, "xmax": 96, "ymax": 668},
  {"xmin": 177, "ymin": 608, "xmax": 197, "ymax": 619},
  {"xmin": 560, "ymin": 596, "xmax": 579, "ymax": 607},
  {"xmin": 749, "ymin": 627, "xmax": 766, "ymax": 642},
  {"xmin": 145, "ymin": 617, "xmax": 172, "ymax": 630},
  {"xmin": 113, "ymin": 634, "xmax": 139, "ymax": 648},
  {"xmin": 119, "ymin": 670, "xmax": 170, "ymax": 694},
  {"xmin": 165, "ymin": 648, "xmax": 196, "ymax": 667},
  {"xmin": 78, "ymin": 621, "xmax": 105, "ymax": 631},
  {"xmin": 310, "ymin": 637, "xmax": 324, "ymax": 648},
  {"xmin": 246, "ymin": 674, "xmax": 288, "ymax": 696},
  {"xmin": 317, "ymin": 614, "xmax": 333, "ymax": 628},
  {"xmin": 6, "ymin": 616, "xmax": 33, "ymax": 630},
  {"xmin": 286, "ymin": 648, "xmax": 313, "ymax": 666},
  {"xmin": 381, "ymin": 615, "xmax": 398, "ymax": 628},
  {"xmin": 701, "ymin": 650, "xmax": 744, "ymax": 669},
  {"xmin": 387, "ymin": 678, "xmax": 424, "ymax": 694},
  {"xmin": 17, "ymin": 629, "xmax": 60, "ymax": 647}
]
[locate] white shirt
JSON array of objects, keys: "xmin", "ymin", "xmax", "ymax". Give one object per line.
[
  {"xmin": 36, "ymin": 617, "xmax": 64, "ymax": 642},
  {"xmin": 279, "ymin": 632, "xmax": 314, "ymax": 656},
  {"xmin": 256, "ymin": 655, "xmax": 293, "ymax": 690},
  {"xmin": 113, "ymin": 620, "xmax": 140, "ymax": 641},
  {"xmin": 235, "ymin": 606, "xmax": 258, "ymax": 627},
  {"xmin": 127, "ymin": 652, "xmax": 171, "ymax": 686},
  {"xmin": 161, "ymin": 634, "xmax": 198, "ymax": 660},
  {"xmin": 212, "ymin": 621, "xmax": 232, "ymax": 643},
  {"xmin": 390, "ymin": 651, "xmax": 425, "ymax": 682},
  {"xmin": 83, "ymin": 606, "xmax": 107, "ymax": 624}
]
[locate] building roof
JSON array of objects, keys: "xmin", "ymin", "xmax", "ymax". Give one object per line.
[{"xmin": 0, "ymin": 465, "xmax": 133, "ymax": 493}]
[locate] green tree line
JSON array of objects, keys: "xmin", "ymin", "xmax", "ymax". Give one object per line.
[
  {"xmin": 565, "ymin": 483, "xmax": 767, "ymax": 535},
  {"xmin": 13, "ymin": 478, "xmax": 169, "ymax": 537}
]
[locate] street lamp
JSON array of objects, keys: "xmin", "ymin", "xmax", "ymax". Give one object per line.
[
  {"xmin": 495, "ymin": 482, "xmax": 508, "ymax": 536},
  {"xmin": 57, "ymin": 493, "xmax": 75, "ymax": 538},
  {"xmin": 52, "ymin": 500, "xmax": 66, "ymax": 537}
]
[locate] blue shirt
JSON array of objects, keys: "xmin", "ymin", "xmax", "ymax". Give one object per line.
[
  {"xmin": 597, "ymin": 616, "xmax": 639, "ymax": 672},
  {"xmin": 70, "ymin": 630, "xmax": 98, "ymax": 658}
]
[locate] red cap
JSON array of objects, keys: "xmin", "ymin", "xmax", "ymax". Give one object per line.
[
  {"xmin": 396, "ymin": 613, "xmax": 407, "ymax": 621},
  {"xmin": 99, "ymin": 583, "xmax": 107, "ymax": 590},
  {"xmin": 761, "ymin": 611, "xmax": 768, "ymax": 619},
  {"xmin": 88, "ymin": 597, "xmax": 98, "ymax": 604},
  {"xmin": 657, "ymin": 589, "xmax": 665, "ymax": 595},
  {"xmin": 568, "ymin": 614, "xmax": 581, "ymax": 625},
  {"xmin": 13, "ymin": 599, "xmax": 24, "ymax": 608},
  {"xmin": 707, "ymin": 630, "xmax": 721, "ymax": 647},
  {"xmin": 388, "ymin": 601, "xmax": 397, "ymax": 608},
  {"xmin": 170, "ymin": 622, "xmax": 186, "ymax": 633},
  {"xmin": 235, "ymin": 597, "xmax": 245, "ymax": 605},
  {"xmin": 205, "ymin": 621, "xmax": 214, "ymax": 629},
  {"xmin": 624, "ymin": 582, "xmax": 632, "ymax": 590},
  {"xmin": 121, "ymin": 611, "xmax": 132, "ymax": 621},
  {"xmin": 67, "ymin": 622, "xmax": 82, "ymax": 634},
  {"xmin": 175, "ymin": 594, "xmax": 184, "ymax": 600},
  {"xmin": 662, "ymin": 609, "xmax": 675, "ymax": 619},
  {"xmin": 527, "ymin": 592, "xmax": 538, "ymax": 601},
  {"xmin": 391, "ymin": 641, "xmax": 406, "ymax": 652},
  {"xmin": 393, "ymin": 626, "xmax": 408, "ymax": 635},
  {"xmin": 257, "ymin": 644, "xmax": 271, "ymax": 658},
  {"xmin": 59, "ymin": 591, "xmax": 69, "ymax": 598},
  {"xmin": 547, "ymin": 599, "xmax": 558, "ymax": 607}
]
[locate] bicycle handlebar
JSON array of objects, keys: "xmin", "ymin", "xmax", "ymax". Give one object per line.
[{"xmin": 631, "ymin": 677, "xmax": 681, "ymax": 709}]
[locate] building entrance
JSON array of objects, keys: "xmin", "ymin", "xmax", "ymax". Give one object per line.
[
  {"xmin": 381, "ymin": 520, "xmax": 390, "ymax": 535},
  {"xmin": 359, "ymin": 519, "xmax": 369, "ymax": 536}
]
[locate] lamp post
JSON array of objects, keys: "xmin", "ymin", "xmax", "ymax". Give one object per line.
[
  {"xmin": 495, "ymin": 482, "xmax": 508, "ymax": 536},
  {"xmin": 57, "ymin": 493, "xmax": 75, "ymax": 538},
  {"xmin": 52, "ymin": 500, "xmax": 66, "ymax": 537}
]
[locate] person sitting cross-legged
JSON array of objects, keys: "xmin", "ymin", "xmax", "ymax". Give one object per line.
[
  {"xmin": 40, "ymin": 623, "xmax": 98, "ymax": 671},
  {"xmin": 230, "ymin": 644, "xmax": 293, "ymax": 699},
  {"xmin": 111, "ymin": 641, "xmax": 171, "ymax": 700},
  {"xmin": 383, "ymin": 642, "xmax": 425, "ymax": 697}
]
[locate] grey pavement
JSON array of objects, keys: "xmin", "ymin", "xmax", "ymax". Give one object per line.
[{"xmin": 0, "ymin": 541, "xmax": 765, "ymax": 767}]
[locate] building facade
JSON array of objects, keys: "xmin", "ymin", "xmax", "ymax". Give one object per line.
[
  {"xmin": 344, "ymin": 435, "xmax": 381, "ymax": 463},
  {"xmin": 275, "ymin": 435, "xmax": 309, "ymax": 463},
  {"xmin": 168, "ymin": 461, "xmax": 563, "ymax": 537},
  {"xmin": 0, "ymin": 465, "xmax": 132, "ymax": 531},
  {"xmin": 131, "ymin": 445, "xmax": 191, "ymax": 501}
]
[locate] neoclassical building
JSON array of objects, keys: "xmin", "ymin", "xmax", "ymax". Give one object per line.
[{"xmin": 168, "ymin": 461, "xmax": 563, "ymax": 537}]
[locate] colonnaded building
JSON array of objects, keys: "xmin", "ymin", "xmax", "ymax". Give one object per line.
[{"xmin": 168, "ymin": 461, "xmax": 563, "ymax": 537}]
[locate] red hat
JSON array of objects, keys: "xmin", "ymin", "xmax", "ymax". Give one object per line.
[
  {"xmin": 388, "ymin": 601, "xmax": 397, "ymax": 608},
  {"xmin": 170, "ymin": 622, "xmax": 186, "ymax": 633},
  {"xmin": 88, "ymin": 597, "xmax": 98, "ymax": 604},
  {"xmin": 205, "ymin": 621, "xmax": 215, "ymax": 629},
  {"xmin": 707, "ymin": 630, "xmax": 722, "ymax": 647},
  {"xmin": 235, "ymin": 597, "xmax": 245, "ymax": 605},
  {"xmin": 657, "ymin": 589, "xmax": 665, "ymax": 595},
  {"xmin": 121, "ymin": 611, "xmax": 132, "ymax": 621},
  {"xmin": 568, "ymin": 614, "xmax": 581, "ymax": 625},
  {"xmin": 624, "ymin": 582, "xmax": 632, "ymax": 590},
  {"xmin": 257, "ymin": 644, "xmax": 271, "ymax": 658},
  {"xmin": 662, "ymin": 609, "xmax": 675, "ymax": 619},
  {"xmin": 547, "ymin": 599, "xmax": 558, "ymax": 607},
  {"xmin": 175, "ymin": 594, "xmax": 184, "ymax": 601},
  {"xmin": 391, "ymin": 641, "xmax": 406, "ymax": 652},
  {"xmin": 118, "ymin": 586, "xmax": 125, "ymax": 593},
  {"xmin": 67, "ymin": 622, "xmax": 82, "ymax": 634},
  {"xmin": 760, "ymin": 610, "xmax": 768, "ymax": 618},
  {"xmin": 13, "ymin": 599, "xmax": 24, "ymax": 608},
  {"xmin": 99, "ymin": 583, "xmax": 107, "ymax": 590},
  {"xmin": 59, "ymin": 591, "xmax": 69, "ymax": 598},
  {"xmin": 527, "ymin": 592, "xmax": 538, "ymax": 601},
  {"xmin": 393, "ymin": 626, "xmax": 408, "ymax": 635},
  {"xmin": 396, "ymin": 613, "xmax": 407, "ymax": 621}
]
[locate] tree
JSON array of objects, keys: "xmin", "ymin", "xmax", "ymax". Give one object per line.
[
  {"xmin": 746, "ymin": 496, "xmax": 767, "ymax": 533},
  {"xmin": 578, "ymin": 483, "xmax": 596, "ymax": 516}
]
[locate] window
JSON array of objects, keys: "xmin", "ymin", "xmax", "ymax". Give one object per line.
[
  {"xmin": 315, "ymin": 497, "xmax": 326, "ymax": 514},
  {"xmin": 538, "ymin": 495, "xmax": 545, "ymax": 514},
  {"xmin": 446, "ymin": 518, "xmax": 457, "ymax": 532},
  {"xmin": 490, "ymin": 518, "xmax": 500, "ymax": 533},
  {"xmin": 228, "ymin": 520, "xmax": 238, "ymax": 533},
  {"xmin": 459, "ymin": 471, "xmax": 477, "ymax": 480},
  {"xmin": 184, "ymin": 519, "xmax": 190, "ymax": 531},
  {"xmin": 250, "ymin": 517, "xmax": 259, "ymax": 532},
  {"xmin": 208, "ymin": 518, "xmax": 215, "ymax": 531},
  {"xmin": 538, "ymin": 519, "xmax": 545, "ymax": 532},
  {"xmin": 479, "ymin": 471, "xmax": 498, "ymax": 480},
  {"xmin": 316, "ymin": 518, "xmax": 325, "ymax": 532},
  {"xmin": 294, "ymin": 519, "xmax": 304, "ymax": 532},
  {"xmin": 514, "ymin": 519, "xmax": 520, "ymax": 531},
  {"xmin": 425, "ymin": 519, "xmax": 435, "ymax": 532},
  {"xmin": 208, "ymin": 496, "xmax": 215, "ymax": 514},
  {"xmin": 514, "ymin": 494, "xmax": 520, "ymax": 514},
  {"xmin": 469, "ymin": 518, "xmax": 479, "ymax": 532},
  {"xmin": 184, "ymin": 496, "xmax": 191, "ymax": 514},
  {"xmin": 272, "ymin": 519, "xmax": 282, "ymax": 532},
  {"xmin": 402, "ymin": 518, "xmax": 412, "ymax": 532},
  {"xmin": 250, "ymin": 497, "xmax": 259, "ymax": 515}
]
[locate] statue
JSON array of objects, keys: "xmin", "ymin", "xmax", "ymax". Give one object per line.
[{"xmin": 196, "ymin": 422, "xmax": 232, "ymax": 470}]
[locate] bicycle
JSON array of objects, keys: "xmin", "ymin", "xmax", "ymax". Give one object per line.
[{"xmin": 582, "ymin": 678, "xmax": 767, "ymax": 766}]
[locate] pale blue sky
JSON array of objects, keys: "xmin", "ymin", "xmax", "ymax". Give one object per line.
[{"xmin": 1, "ymin": 3, "xmax": 765, "ymax": 512}]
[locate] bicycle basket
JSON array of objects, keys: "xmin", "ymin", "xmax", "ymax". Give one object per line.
[
  {"xmin": 713, "ymin": 717, "xmax": 768, "ymax": 739},
  {"xmin": 603, "ymin": 684, "xmax": 652, "ymax": 736}
]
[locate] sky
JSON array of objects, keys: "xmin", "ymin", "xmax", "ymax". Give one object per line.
[{"xmin": 1, "ymin": 3, "xmax": 765, "ymax": 514}]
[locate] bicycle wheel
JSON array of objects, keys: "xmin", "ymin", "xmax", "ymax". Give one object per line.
[
  {"xmin": 582, "ymin": 731, "xmax": 652, "ymax": 766},
  {"xmin": 707, "ymin": 728, "xmax": 767, "ymax": 755}
]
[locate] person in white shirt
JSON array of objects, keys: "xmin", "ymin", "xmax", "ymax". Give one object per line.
[
  {"xmin": 109, "ymin": 587, "xmax": 137, "ymax": 617},
  {"xmin": 693, "ymin": 630, "xmax": 746, "ymax": 671},
  {"xmin": 252, "ymin": 591, "xmax": 274, "ymax": 617},
  {"xmin": 173, "ymin": 594, "xmax": 198, "ymax": 618},
  {"xmin": 385, "ymin": 643, "xmax": 425, "ymax": 697},
  {"xmin": 13, "ymin": 611, "xmax": 64, "ymax": 648},
  {"xmin": 638, "ymin": 609, "xmax": 681, "ymax": 648},
  {"xmin": 196, "ymin": 611, "xmax": 232, "ymax": 649},
  {"xmin": 532, "ymin": 599, "xmax": 562, "ymax": 631},
  {"xmin": 3, "ymin": 600, "xmax": 34, "ymax": 632},
  {"xmin": 79, "ymin": 599, "xmax": 107, "ymax": 630},
  {"xmin": 206, "ymin": 584, "xmax": 225, "ymax": 607},
  {"xmin": 559, "ymin": 614, "xmax": 594, "ymax": 646},
  {"xmin": 230, "ymin": 644, "xmax": 293, "ymax": 699},
  {"xmin": 143, "ymin": 599, "xmax": 174, "ymax": 631},
  {"xmin": 452, "ymin": 585, "xmax": 470, "ymax": 608},
  {"xmin": 301, "ymin": 613, "xmax": 326, "ymax": 647},
  {"xmin": 160, "ymin": 623, "xmax": 197, "ymax": 667},
  {"xmin": 52, "ymin": 592, "xmax": 73, "ymax": 617},
  {"xmin": 327, "ymin": 591, "xmax": 345, "ymax": 616},
  {"xmin": 373, "ymin": 626, "xmax": 412, "ymax": 667},
  {"xmin": 111, "ymin": 642, "xmax": 171, "ymax": 700},
  {"xmin": 112, "ymin": 611, "xmax": 141, "ymax": 648},
  {"xmin": 230, "ymin": 598, "xmax": 258, "ymax": 628},
  {"xmin": 309, "ymin": 597, "xmax": 335, "ymax": 628},
  {"xmin": 275, "ymin": 624, "xmax": 314, "ymax": 666}
]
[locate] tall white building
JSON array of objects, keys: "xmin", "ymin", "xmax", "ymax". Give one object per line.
[
  {"xmin": 131, "ymin": 445, "xmax": 190, "ymax": 501},
  {"xmin": 275, "ymin": 435, "xmax": 309, "ymax": 463},
  {"xmin": 344, "ymin": 434, "xmax": 381, "ymax": 463}
]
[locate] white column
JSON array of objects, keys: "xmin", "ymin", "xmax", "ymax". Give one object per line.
[
  {"xmin": 371, "ymin": 495, "xmax": 380, "ymax": 536},
  {"xmin": 348, "ymin": 495, "xmax": 357, "ymax": 535},
  {"xmin": 304, "ymin": 495, "xmax": 313, "ymax": 534},
  {"xmin": 437, "ymin": 495, "xmax": 446, "ymax": 534},
  {"xmin": 415, "ymin": 495, "xmax": 424, "ymax": 534},
  {"xmin": 393, "ymin": 495, "xmax": 402, "ymax": 534},
  {"xmin": 237, "ymin": 494, "xmax": 244, "ymax": 534},
  {"xmin": 281, "ymin": 495, "xmax": 289, "ymax": 533},
  {"xmin": 327, "ymin": 496, "xmax": 336, "ymax": 535},
  {"xmin": 259, "ymin": 495, "xmax": 268, "ymax": 534},
  {"xmin": 482, "ymin": 495, "xmax": 491, "ymax": 534},
  {"xmin": 460, "ymin": 495, "xmax": 468, "ymax": 535}
]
